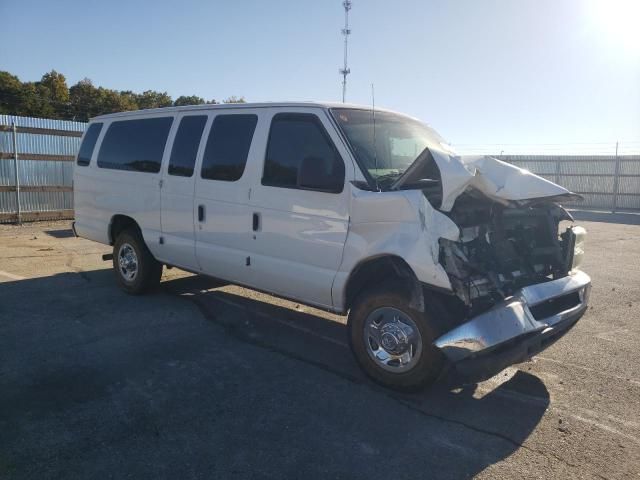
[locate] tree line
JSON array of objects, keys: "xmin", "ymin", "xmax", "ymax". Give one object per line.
[{"xmin": 0, "ymin": 70, "xmax": 245, "ymax": 122}]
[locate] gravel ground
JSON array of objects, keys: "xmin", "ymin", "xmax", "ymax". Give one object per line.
[{"xmin": 0, "ymin": 212, "xmax": 638, "ymax": 479}]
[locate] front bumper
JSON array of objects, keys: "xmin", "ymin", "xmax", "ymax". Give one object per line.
[{"xmin": 434, "ymin": 270, "xmax": 591, "ymax": 379}]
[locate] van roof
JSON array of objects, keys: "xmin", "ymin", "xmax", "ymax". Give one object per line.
[{"xmin": 90, "ymin": 101, "xmax": 408, "ymax": 121}]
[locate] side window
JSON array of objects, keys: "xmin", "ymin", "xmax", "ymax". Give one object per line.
[
  {"xmin": 201, "ymin": 114, "xmax": 258, "ymax": 181},
  {"xmin": 168, "ymin": 115, "xmax": 207, "ymax": 177},
  {"xmin": 262, "ymin": 113, "xmax": 345, "ymax": 193},
  {"xmin": 97, "ymin": 117, "xmax": 173, "ymax": 173},
  {"xmin": 76, "ymin": 122, "xmax": 103, "ymax": 166}
]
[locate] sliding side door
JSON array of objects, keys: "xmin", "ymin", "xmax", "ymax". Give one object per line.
[{"xmin": 159, "ymin": 113, "xmax": 208, "ymax": 270}]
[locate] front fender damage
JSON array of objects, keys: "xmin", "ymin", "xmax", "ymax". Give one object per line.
[{"xmin": 347, "ymin": 187, "xmax": 460, "ymax": 289}]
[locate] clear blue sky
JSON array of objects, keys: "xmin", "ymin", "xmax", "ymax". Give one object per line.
[{"xmin": 2, "ymin": 0, "xmax": 639, "ymax": 153}]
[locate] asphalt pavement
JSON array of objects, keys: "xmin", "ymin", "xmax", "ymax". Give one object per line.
[{"xmin": 0, "ymin": 214, "xmax": 638, "ymax": 479}]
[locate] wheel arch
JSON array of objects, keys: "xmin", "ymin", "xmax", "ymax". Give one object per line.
[
  {"xmin": 343, "ymin": 254, "xmax": 426, "ymax": 314},
  {"xmin": 108, "ymin": 214, "xmax": 141, "ymax": 245}
]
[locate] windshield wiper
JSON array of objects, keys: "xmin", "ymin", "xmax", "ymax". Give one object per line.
[
  {"xmin": 389, "ymin": 146, "xmax": 432, "ymax": 191},
  {"xmin": 374, "ymin": 172, "xmax": 402, "ymax": 182},
  {"xmin": 397, "ymin": 178, "xmax": 440, "ymax": 190},
  {"xmin": 372, "ymin": 173, "xmax": 403, "ymax": 190}
]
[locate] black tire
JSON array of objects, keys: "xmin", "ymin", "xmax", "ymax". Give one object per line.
[
  {"xmin": 348, "ymin": 284, "xmax": 444, "ymax": 392},
  {"xmin": 112, "ymin": 228, "xmax": 162, "ymax": 295}
]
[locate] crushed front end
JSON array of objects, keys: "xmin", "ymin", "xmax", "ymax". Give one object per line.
[{"xmin": 434, "ymin": 192, "xmax": 590, "ymax": 379}]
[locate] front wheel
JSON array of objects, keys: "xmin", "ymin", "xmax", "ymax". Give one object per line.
[
  {"xmin": 112, "ymin": 228, "xmax": 162, "ymax": 295},
  {"xmin": 348, "ymin": 285, "xmax": 443, "ymax": 392}
]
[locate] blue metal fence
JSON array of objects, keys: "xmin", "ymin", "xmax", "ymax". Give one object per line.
[
  {"xmin": 498, "ymin": 155, "xmax": 640, "ymax": 211},
  {"xmin": 0, "ymin": 115, "xmax": 87, "ymax": 222},
  {"xmin": 0, "ymin": 115, "xmax": 638, "ymax": 223}
]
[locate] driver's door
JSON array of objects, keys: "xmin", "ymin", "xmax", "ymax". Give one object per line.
[{"xmin": 247, "ymin": 109, "xmax": 354, "ymax": 309}]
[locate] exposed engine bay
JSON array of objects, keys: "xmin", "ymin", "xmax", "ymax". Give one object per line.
[{"xmin": 439, "ymin": 191, "xmax": 582, "ymax": 316}]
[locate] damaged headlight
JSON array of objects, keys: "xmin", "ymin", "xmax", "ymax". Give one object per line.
[{"xmin": 570, "ymin": 226, "xmax": 587, "ymax": 271}]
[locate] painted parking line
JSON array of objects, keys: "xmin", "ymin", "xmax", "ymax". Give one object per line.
[{"xmin": 536, "ymin": 355, "xmax": 640, "ymax": 387}]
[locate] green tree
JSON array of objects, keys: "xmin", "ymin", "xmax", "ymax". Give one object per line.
[
  {"xmin": 0, "ymin": 71, "xmax": 24, "ymax": 115},
  {"xmin": 98, "ymin": 88, "xmax": 138, "ymax": 114},
  {"xmin": 69, "ymin": 78, "xmax": 102, "ymax": 121},
  {"xmin": 222, "ymin": 96, "xmax": 246, "ymax": 104},
  {"xmin": 19, "ymin": 82, "xmax": 55, "ymax": 118},
  {"xmin": 39, "ymin": 71, "xmax": 69, "ymax": 102},
  {"xmin": 119, "ymin": 90, "xmax": 140, "ymax": 109},
  {"xmin": 0, "ymin": 68, "xmax": 246, "ymax": 119},
  {"xmin": 38, "ymin": 70, "xmax": 70, "ymax": 118},
  {"xmin": 174, "ymin": 95, "xmax": 205, "ymax": 106},
  {"xmin": 135, "ymin": 90, "xmax": 173, "ymax": 109}
]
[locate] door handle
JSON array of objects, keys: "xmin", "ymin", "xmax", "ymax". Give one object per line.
[
  {"xmin": 252, "ymin": 212, "xmax": 260, "ymax": 231},
  {"xmin": 198, "ymin": 205, "xmax": 205, "ymax": 222}
]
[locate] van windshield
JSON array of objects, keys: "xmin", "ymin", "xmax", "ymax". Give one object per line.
[{"xmin": 331, "ymin": 108, "xmax": 448, "ymax": 187}]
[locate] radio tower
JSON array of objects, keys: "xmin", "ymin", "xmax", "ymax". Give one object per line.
[{"xmin": 340, "ymin": 0, "xmax": 352, "ymax": 103}]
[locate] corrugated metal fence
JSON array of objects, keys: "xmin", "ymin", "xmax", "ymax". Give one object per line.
[
  {"xmin": 0, "ymin": 115, "xmax": 86, "ymax": 223},
  {"xmin": 0, "ymin": 115, "xmax": 638, "ymax": 222},
  {"xmin": 497, "ymin": 155, "xmax": 640, "ymax": 211}
]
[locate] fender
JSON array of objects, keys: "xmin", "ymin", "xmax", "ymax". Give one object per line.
[{"xmin": 332, "ymin": 185, "xmax": 459, "ymax": 312}]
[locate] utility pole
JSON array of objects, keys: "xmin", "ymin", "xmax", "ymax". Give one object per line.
[{"xmin": 340, "ymin": 0, "xmax": 352, "ymax": 103}]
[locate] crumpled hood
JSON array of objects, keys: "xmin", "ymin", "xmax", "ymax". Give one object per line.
[{"xmin": 396, "ymin": 148, "xmax": 580, "ymax": 211}]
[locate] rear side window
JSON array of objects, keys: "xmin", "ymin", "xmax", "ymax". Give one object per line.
[
  {"xmin": 76, "ymin": 123, "xmax": 103, "ymax": 166},
  {"xmin": 168, "ymin": 115, "xmax": 207, "ymax": 177},
  {"xmin": 262, "ymin": 113, "xmax": 344, "ymax": 192},
  {"xmin": 97, "ymin": 117, "xmax": 173, "ymax": 173},
  {"xmin": 201, "ymin": 114, "xmax": 258, "ymax": 181}
]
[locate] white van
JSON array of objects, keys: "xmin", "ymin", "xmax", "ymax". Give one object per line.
[{"xmin": 73, "ymin": 102, "xmax": 590, "ymax": 391}]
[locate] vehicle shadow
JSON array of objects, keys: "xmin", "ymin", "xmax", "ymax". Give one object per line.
[
  {"xmin": 163, "ymin": 274, "xmax": 551, "ymax": 477},
  {"xmin": 0, "ymin": 270, "xmax": 550, "ymax": 479},
  {"xmin": 44, "ymin": 228, "xmax": 76, "ymax": 239}
]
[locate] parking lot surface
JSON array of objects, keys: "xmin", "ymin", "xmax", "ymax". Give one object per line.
[{"xmin": 1, "ymin": 212, "xmax": 639, "ymax": 479}]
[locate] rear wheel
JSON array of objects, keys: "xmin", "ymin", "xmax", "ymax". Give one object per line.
[
  {"xmin": 112, "ymin": 228, "xmax": 162, "ymax": 294},
  {"xmin": 348, "ymin": 285, "xmax": 443, "ymax": 392}
]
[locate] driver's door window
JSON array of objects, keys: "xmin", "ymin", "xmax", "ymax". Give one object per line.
[{"xmin": 262, "ymin": 113, "xmax": 344, "ymax": 193}]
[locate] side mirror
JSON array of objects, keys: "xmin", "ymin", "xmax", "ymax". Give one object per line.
[{"xmin": 297, "ymin": 156, "xmax": 344, "ymax": 193}]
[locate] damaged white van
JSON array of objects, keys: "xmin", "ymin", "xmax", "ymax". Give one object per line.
[{"xmin": 73, "ymin": 102, "xmax": 590, "ymax": 391}]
